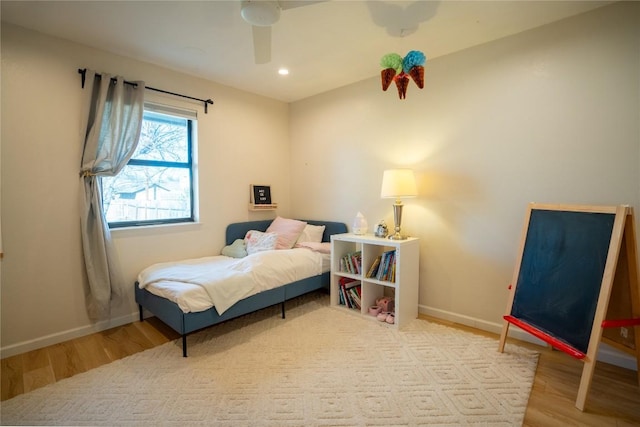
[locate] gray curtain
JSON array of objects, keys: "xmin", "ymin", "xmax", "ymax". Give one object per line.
[{"xmin": 79, "ymin": 70, "xmax": 145, "ymax": 321}]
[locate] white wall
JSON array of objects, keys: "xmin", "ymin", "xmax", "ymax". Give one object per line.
[
  {"xmin": 289, "ymin": 2, "xmax": 640, "ymax": 356},
  {"xmin": 0, "ymin": 24, "xmax": 290, "ymax": 356}
]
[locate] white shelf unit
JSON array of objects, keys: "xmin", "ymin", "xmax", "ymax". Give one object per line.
[{"xmin": 330, "ymin": 233, "xmax": 419, "ymax": 328}]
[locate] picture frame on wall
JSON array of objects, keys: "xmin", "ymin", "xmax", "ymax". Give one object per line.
[{"xmin": 250, "ymin": 185, "xmax": 272, "ymax": 205}]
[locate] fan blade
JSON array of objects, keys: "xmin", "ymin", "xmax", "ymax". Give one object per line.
[{"xmin": 251, "ymin": 25, "xmax": 271, "ymax": 64}]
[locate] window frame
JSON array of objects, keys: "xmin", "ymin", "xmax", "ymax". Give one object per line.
[{"xmin": 104, "ymin": 103, "xmax": 197, "ymax": 229}]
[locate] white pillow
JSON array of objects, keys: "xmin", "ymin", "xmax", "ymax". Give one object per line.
[
  {"xmin": 266, "ymin": 217, "xmax": 307, "ymax": 250},
  {"xmin": 244, "ymin": 230, "xmax": 278, "ymax": 255},
  {"xmin": 296, "ymin": 224, "xmax": 326, "ymax": 244}
]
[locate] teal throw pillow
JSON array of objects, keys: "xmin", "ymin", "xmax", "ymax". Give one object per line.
[{"xmin": 221, "ymin": 239, "xmax": 248, "ymax": 258}]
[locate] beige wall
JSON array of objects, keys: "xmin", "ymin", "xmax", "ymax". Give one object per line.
[
  {"xmin": 0, "ymin": 24, "xmax": 290, "ymax": 356},
  {"xmin": 1, "ymin": 2, "xmax": 639, "ymax": 364},
  {"xmin": 289, "ymin": 1, "xmax": 640, "ymax": 361}
]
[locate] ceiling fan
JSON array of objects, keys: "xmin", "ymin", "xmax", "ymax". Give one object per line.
[{"xmin": 240, "ymin": 1, "xmax": 322, "ymax": 64}]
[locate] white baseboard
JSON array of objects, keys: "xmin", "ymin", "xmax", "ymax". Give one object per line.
[
  {"xmin": 0, "ymin": 312, "xmax": 140, "ymax": 359},
  {"xmin": 419, "ymin": 304, "xmax": 638, "ymax": 371}
]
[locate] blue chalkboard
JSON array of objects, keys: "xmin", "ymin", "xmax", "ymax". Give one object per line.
[{"xmin": 511, "ymin": 209, "xmax": 615, "ymax": 353}]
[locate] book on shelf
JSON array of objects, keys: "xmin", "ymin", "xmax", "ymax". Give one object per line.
[
  {"xmin": 339, "ymin": 276, "xmax": 358, "ymax": 287},
  {"xmin": 352, "ymin": 252, "xmax": 361, "ymax": 274},
  {"xmin": 339, "ymin": 282, "xmax": 350, "ymax": 308},
  {"xmin": 340, "ymin": 251, "xmax": 362, "ymax": 274},
  {"xmin": 338, "ymin": 277, "xmax": 355, "ymax": 307},
  {"xmin": 385, "ymin": 251, "xmax": 395, "ymax": 281},
  {"xmin": 344, "ymin": 281, "xmax": 360, "ymax": 290},
  {"xmin": 375, "ymin": 251, "xmax": 388, "ymax": 280},
  {"xmin": 348, "ymin": 255, "xmax": 356, "ymax": 273},
  {"xmin": 366, "ymin": 255, "xmax": 381, "ymax": 278},
  {"xmin": 390, "ymin": 261, "xmax": 396, "ymax": 282},
  {"xmin": 376, "ymin": 250, "xmax": 396, "ymax": 281},
  {"xmin": 348, "ymin": 286, "xmax": 361, "ymax": 308},
  {"xmin": 338, "ymin": 277, "xmax": 361, "ymax": 309},
  {"xmin": 354, "ymin": 284, "xmax": 362, "ymax": 298},
  {"xmin": 385, "ymin": 251, "xmax": 396, "ymax": 281},
  {"xmin": 343, "ymin": 285, "xmax": 352, "ymax": 308}
]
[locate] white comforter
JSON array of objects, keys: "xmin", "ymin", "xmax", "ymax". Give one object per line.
[{"xmin": 137, "ymin": 248, "xmax": 326, "ymax": 315}]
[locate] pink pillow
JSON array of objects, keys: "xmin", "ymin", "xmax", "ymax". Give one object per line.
[{"xmin": 266, "ymin": 217, "xmax": 307, "ymax": 249}]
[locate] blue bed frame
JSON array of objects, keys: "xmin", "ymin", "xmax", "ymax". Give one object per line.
[{"xmin": 135, "ymin": 219, "xmax": 347, "ymax": 356}]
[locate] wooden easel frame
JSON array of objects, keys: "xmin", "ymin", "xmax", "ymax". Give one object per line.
[{"xmin": 498, "ymin": 203, "xmax": 640, "ymax": 411}]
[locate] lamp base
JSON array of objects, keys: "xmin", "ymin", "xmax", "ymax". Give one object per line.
[
  {"xmin": 388, "ymin": 232, "xmax": 408, "ymax": 240},
  {"xmin": 389, "ymin": 201, "xmax": 408, "ymax": 240}
]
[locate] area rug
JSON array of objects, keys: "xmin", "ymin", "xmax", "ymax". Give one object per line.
[{"xmin": 1, "ymin": 293, "xmax": 538, "ymax": 426}]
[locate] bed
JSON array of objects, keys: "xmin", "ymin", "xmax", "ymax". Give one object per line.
[{"xmin": 135, "ymin": 219, "xmax": 347, "ymax": 356}]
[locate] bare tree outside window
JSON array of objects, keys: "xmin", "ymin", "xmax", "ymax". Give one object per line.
[{"xmin": 102, "ymin": 108, "xmax": 195, "ymax": 227}]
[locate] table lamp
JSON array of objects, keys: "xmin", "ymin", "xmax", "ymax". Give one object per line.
[{"xmin": 380, "ymin": 169, "xmax": 417, "ymax": 240}]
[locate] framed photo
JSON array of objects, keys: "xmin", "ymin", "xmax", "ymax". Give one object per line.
[{"xmin": 250, "ymin": 185, "xmax": 272, "ymax": 204}]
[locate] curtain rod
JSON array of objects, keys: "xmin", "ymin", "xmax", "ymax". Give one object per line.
[{"xmin": 78, "ymin": 68, "xmax": 214, "ymax": 114}]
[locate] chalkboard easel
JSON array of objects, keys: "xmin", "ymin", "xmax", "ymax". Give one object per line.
[{"xmin": 498, "ymin": 203, "xmax": 640, "ymax": 411}]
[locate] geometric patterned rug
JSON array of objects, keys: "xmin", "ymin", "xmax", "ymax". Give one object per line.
[{"xmin": 0, "ymin": 292, "xmax": 538, "ymax": 426}]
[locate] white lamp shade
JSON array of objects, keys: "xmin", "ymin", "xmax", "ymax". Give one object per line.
[{"xmin": 381, "ymin": 169, "xmax": 417, "ymax": 198}]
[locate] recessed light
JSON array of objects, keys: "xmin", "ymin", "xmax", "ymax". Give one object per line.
[{"xmin": 278, "ymin": 68, "xmax": 289, "ymax": 76}]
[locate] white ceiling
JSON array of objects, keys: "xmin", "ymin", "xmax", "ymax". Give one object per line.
[{"xmin": 1, "ymin": 1, "xmax": 612, "ymax": 103}]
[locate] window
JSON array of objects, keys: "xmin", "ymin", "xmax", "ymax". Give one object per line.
[{"xmin": 102, "ymin": 104, "xmax": 197, "ymax": 228}]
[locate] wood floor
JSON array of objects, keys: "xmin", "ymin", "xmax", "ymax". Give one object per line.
[{"xmin": 2, "ymin": 308, "xmax": 639, "ymax": 426}]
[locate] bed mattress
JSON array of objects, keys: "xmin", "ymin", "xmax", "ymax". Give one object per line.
[{"xmin": 139, "ymin": 248, "xmax": 330, "ymax": 314}]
